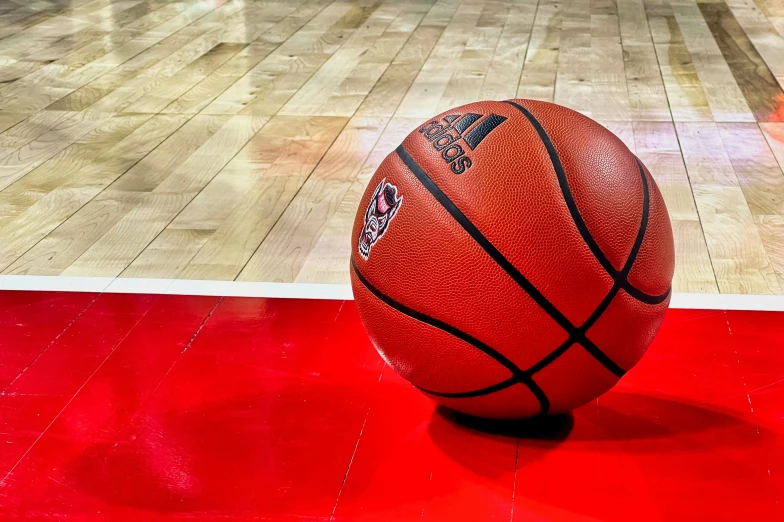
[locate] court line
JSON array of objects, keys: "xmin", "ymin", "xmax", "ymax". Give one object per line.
[{"xmin": 0, "ymin": 275, "xmax": 781, "ymax": 311}]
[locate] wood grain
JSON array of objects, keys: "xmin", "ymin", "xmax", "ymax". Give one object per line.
[{"xmin": 0, "ymin": 0, "xmax": 778, "ymax": 295}]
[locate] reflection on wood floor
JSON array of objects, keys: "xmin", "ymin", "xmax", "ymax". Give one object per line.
[{"xmin": 0, "ymin": 0, "xmax": 782, "ymax": 294}]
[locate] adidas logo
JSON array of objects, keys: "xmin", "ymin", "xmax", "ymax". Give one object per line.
[{"xmin": 417, "ymin": 112, "xmax": 508, "ymax": 174}]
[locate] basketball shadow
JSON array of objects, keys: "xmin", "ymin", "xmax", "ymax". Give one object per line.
[
  {"xmin": 435, "ymin": 406, "xmax": 574, "ymax": 440},
  {"xmin": 429, "ymin": 389, "xmax": 764, "ymax": 476},
  {"xmin": 433, "ymin": 390, "xmax": 750, "ymax": 443},
  {"xmin": 566, "ymin": 390, "xmax": 750, "ymax": 444},
  {"xmin": 425, "ymin": 407, "xmax": 571, "ymax": 479}
]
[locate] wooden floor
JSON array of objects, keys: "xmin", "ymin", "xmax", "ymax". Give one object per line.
[{"xmin": 0, "ymin": 0, "xmax": 782, "ymax": 294}]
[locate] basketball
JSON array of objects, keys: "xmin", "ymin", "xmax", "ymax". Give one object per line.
[{"xmin": 350, "ymin": 99, "xmax": 675, "ymax": 419}]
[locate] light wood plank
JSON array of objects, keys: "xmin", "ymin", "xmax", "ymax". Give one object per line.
[
  {"xmin": 0, "ymin": 0, "xmax": 778, "ymax": 294},
  {"xmin": 618, "ymin": 0, "xmax": 672, "ymax": 121},
  {"xmin": 2, "ymin": 1, "xmax": 236, "ymax": 113},
  {"xmin": 296, "ymin": 117, "xmax": 419, "ymax": 284},
  {"xmin": 517, "ymin": 0, "xmax": 563, "ymax": 101},
  {"xmin": 354, "ymin": 19, "xmax": 447, "ymax": 117},
  {"xmin": 0, "ymin": 111, "xmax": 108, "ymax": 193},
  {"xmin": 60, "ymin": 114, "xmax": 268, "ymax": 277},
  {"xmin": 0, "ymin": 114, "xmax": 188, "ymax": 272},
  {"xmin": 646, "ymin": 0, "xmax": 714, "ymax": 121},
  {"xmin": 161, "ymin": 1, "xmax": 333, "ymax": 114},
  {"xmin": 121, "ymin": 42, "xmax": 247, "ymax": 114},
  {"xmin": 278, "ymin": 3, "xmax": 416, "ymax": 117},
  {"xmin": 173, "ymin": 115, "xmax": 347, "ymax": 280},
  {"xmin": 86, "ymin": 28, "xmax": 230, "ymax": 113},
  {"xmin": 725, "ymin": 0, "xmax": 784, "ymax": 90},
  {"xmin": 670, "ymin": 0, "xmax": 756, "ymax": 122},
  {"xmin": 754, "ymin": 214, "xmax": 784, "ymax": 289},
  {"xmin": 677, "ymin": 121, "xmax": 781, "ymax": 293},
  {"xmin": 634, "ymin": 121, "xmax": 719, "ymax": 292},
  {"xmin": 201, "ymin": 2, "xmax": 360, "ymax": 115},
  {"xmin": 239, "ymin": 116, "xmax": 388, "ymax": 281},
  {"xmin": 478, "ymin": 0, "xmax": 536, "ymax": 101},
  {"xmin": 718, "ymin": 123, "xmax": 784, "ymax": 216},
  {"xmin": 120, "ymin": 228, "xmax": 213, "ymax": 279},
  {"xmin": 396, "ymin": 1, "xmax": 482, "ymax": 117},
  {"xmin": 590, "ymin": 0, "xmax": 633, "ymax": 121},
  {"xmin": 698, "ymin": 0, "xmax": 784, "ymax": 121},
  {"xmin": 434, "ymin": 2, "xmax": 504, "ymax": 111},
  {"xmin": 760, "ymin": 123, "xmax": 784, "ymax": 168},
  {"xmin": 754, "ymin": 0, "xmax": 784, "ymax": 38},
  {"xmin": 2, "ymin": 114, "xmax": 225, "ymax": 275}
]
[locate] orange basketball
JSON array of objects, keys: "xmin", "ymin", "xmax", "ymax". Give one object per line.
[{"xmin": 350, "ymin": 99, "xmax": 675, "ymax": 419}]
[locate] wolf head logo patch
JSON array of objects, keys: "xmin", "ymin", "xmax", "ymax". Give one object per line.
[{"xmin": 358, "ymin": 178, "xmax": 402, "ymax": 260}]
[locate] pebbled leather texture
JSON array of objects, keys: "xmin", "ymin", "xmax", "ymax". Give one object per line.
[{"xmin": 350, "ymin": 99, "xmax": 675, "ymax": 419}]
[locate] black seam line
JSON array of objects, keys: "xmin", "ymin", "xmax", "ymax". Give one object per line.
[
  {"xmin": 527, "ymin": 158, "xmax": 656, "ymax": 374},
  {"xmin": 395, "ymin": 146, "xmax": 572, "ymax": 331},
  {"xmin": 626, "ymin": 284, "xmax": 670, "ymax": 304},
  {"xmin": 526, "ymin": 283, "xmax": 621, "ymax": 375},
  {"xmin": 520, "ymin": 374, "xmax": 550, "ymax": 415},
  {"xmin": 526, "ymin": 157, "xmax": 653, "ymax": 375},
  {"xmin": 351, "ymin": 258, "xmax": 550, "ymax": 415},
  {"xmin": 503, "ymin": 100, "xmax": 616, "ymax": 276},
  {"xmin": 395, "ymin": 145, "xmax": 625, "ymax": 378},
  {"xmin": 502, "ymin": 100, "xmax": 668, "ymax": 305},
  {"xmin": 623, "ymin": 159, "xmax": 651, "ymax": 274},
  {"xmin": 417, "ymin": 377, "xmax": 516, "ymax": 398},
  {"xmin": 351, "ymin": 258, "xmax": 521, "ymax": 375},
  {"xmin": 618, "ymin": 160, "xmax": 671, "ymax": 306},
  {"xmin": 419, "ymin": 376, "xmax": 551, "ymax": 416}
]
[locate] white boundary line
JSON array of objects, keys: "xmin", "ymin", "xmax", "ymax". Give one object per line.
[
  {"xmin": 0, "ymin": 275, "xmax": 781, "ymax": 311},
  {"xmin": 668, "ymin": 292, "xmax": 784, "ymax": 312}
]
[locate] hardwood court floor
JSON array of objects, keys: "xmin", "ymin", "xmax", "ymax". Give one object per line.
[{"xmin": 0, "ymin": 0, "xmax": 782, "ymax": 294}]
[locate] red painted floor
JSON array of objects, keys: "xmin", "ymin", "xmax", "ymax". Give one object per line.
[{"xmin": 0, "ymin": 291, "xmax": 782, "ymax": 520}]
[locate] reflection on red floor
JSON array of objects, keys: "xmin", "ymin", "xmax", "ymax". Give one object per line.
[{"xmin": 0, "ymin": 292, "xmax": 782, "ymax": 520}]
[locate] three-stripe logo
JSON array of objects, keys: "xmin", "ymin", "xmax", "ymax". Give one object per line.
[{"xmin": 418, "ymin": 112, "xmax": 508, "ymax": 174}]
